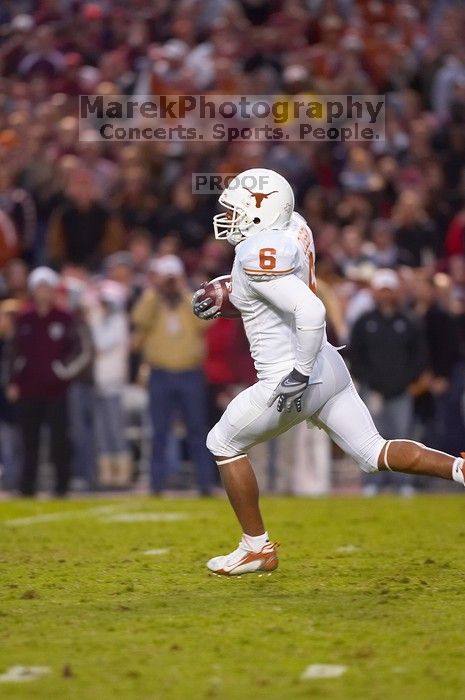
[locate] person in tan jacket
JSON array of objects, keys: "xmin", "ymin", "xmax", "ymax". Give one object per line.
[{"xmin": 132, "ymin": 255, "xmax": 214, "ymax": 494}]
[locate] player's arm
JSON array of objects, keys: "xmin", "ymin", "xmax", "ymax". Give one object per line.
[
  {"xmin": 251, "ymin": 275, "xmax": 326, "ymax": 411},
  {"xmin": 250, "ymin": 274, "xmax": 326, "ymax": 375},
  {"xmin": 242, "ymin": 240, "xmax": 326, "ymax": 411}
]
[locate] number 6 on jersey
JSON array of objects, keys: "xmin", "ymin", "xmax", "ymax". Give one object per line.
[{"xmin": 259, "ymin": 248, "xmax": 277, "ymax": 270}]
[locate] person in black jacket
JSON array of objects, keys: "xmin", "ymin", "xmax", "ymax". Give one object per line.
[
  {"xmin": 413, "ymin": 275, "xmax": 465, "ymax": 454},
  {"xmin": 47, "ymin": 169, "xmax": 123, "ymax": 271},
  {"xmin": 350, "ymin": 268, "xmax": 427, "ymax": 494}
]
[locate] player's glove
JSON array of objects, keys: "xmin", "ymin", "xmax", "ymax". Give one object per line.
[
  {"xmin": 267, "ymin": 368, "xmax": 309, "ymax": 413},
  {"xmin": 192, "ymin": 288, "xmax": 220, "ymax": 320}
]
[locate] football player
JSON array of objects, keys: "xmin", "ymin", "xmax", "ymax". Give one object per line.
[{"xmin": 192, "ymin": 168, "xmax": 465, "ymax": 576}]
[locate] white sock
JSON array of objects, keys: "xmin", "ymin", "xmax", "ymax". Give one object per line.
[
  {"xmin": 452, "ymin": 458, "xmax": 464, "ymax": 485},
  {"xmin": 242, "ymin": 531, "xmax": 269, "ymax": 553}
]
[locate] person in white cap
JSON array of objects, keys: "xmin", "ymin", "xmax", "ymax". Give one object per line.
[
  {"xmin": 132, "ymin": 255, "xmax": 214, "ymax": 495},
  {"xmin": 7, "ymin": 267, "xmax": 89, "ymax": 496},
  {"xmin": 87, "ymin": 280, "xmax": 131, "ymax": 488},
  {"xmin": 349, "ymin": 269, "xmax": 426, "ymax": 495},
  {"xmin": 148, "ymin": 254, "xmax": 185, "ymax": 278}
]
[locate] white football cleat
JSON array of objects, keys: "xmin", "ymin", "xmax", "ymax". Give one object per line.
[{"xmin": 207, "ymin": 541, "xmax": 279, "ymax": 576}]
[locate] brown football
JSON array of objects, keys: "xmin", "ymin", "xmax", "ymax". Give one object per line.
[{"xmin": 202, "ymin": 275, "xmax": 241, "ymax": 319}]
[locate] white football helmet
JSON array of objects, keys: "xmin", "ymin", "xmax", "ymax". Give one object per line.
[{"xmin": 213, "ymin": 168, "xmax": 295, "ymax": 245}]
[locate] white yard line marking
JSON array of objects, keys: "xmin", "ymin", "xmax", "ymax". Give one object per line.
[
  {"xmin": 103, "ymin": 513, "xmax": 188, "ymax": 523},
  {"xmin": 4, "ymin": 505, "xmax": 190, "ymax": 527},
  {"xmin": 301, "ymin": 664, "xmax": 347, "ymax": 680},
  {"xmin": 0, "ymin": 666, "xmax": 51, "ymax": 682},
  {"xmin": 5, "ymin": 513, "xmax": 76, "ymax": 527},
  {"xmin": 336, "ymin": 545, "xmax": 360, "ymax": 553},
  {"xmin": 143, "ymin": 548, "xmax": 170, "ymax": 555},
  {"xmin": 4, "ymin": 504, "xmax": 125, "ymax": 527}
]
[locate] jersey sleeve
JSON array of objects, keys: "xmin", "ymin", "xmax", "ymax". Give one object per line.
[
  {"xmin": 237, "ymin": 234, "xmax": 299, "ymax": 280},
  {"xmin": 248, "ymin": 274, "xmax": 326, "ymax": 376}
]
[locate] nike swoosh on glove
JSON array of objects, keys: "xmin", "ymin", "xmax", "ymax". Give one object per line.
[
  {"xmin": 267, "ymin": 368, "xmax": 309, "ymax": 413},
  {"xmin": 192, "ymin": 289, "xmax": 220, "ymax": 320}
]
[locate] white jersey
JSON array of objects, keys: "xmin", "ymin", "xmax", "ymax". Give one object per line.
[{"xmin": 230, "ymin": 212, "xmax": 327, "ymax": 383}]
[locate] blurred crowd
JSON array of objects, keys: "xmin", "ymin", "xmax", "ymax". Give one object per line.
[{"xmin": 0, "ymin": 0, "xmax": 465, "ymax": 496}]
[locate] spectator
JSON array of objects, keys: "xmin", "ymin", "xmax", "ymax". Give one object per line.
[
  {"xmin": 343, "ymin": 264, "xmax": 377, "ymax": 331},
  {"xmin": 113, "ymin": 165, "xmax": 161, "ymax": 238},
  {"xmin": 0, "ymin": 258, "xmax": 29, "ymax": 302},
  {"xmin": 47, "ymin": 169, "xmax": 123, "ymax": 270},
  {"xmin": 337, "ymin": 224, "xmax": 373, "ymax": 278},
  {"xmin": 445, "ymin": 206, "xmax": 465, "ymax": 258},
  {"xmin": 365, "ymin": 219, "xmax": 406, "ymax": 269},
  {"xmin": 413, "ymin": 275, "xmax": 464, "ymax": 454},
  {"xmin": 392, "ymin": 190, "xmax": 438, "ymax": 268},
  {"xmin": 88, "ymin": 280, "xmax": 131, "ymax": 488},
  {"xmin": 431, "ymin": 52, "xmax": 465, "ymax": 122},
  {"xmin": 0, "ymin": 169, "xmax": 36, "ymax": 264},
  {"xmin": 127, "ymin": 230, "xmax": 153, "ymax": 283},
  {"xmin": 17, "ymin": 25, "xmax": 65, "ymax": 78},
  {"xmin": 132, "ymin": 255, "xmax": 214, "ymax": 495},
  {"xmin": 339, "ymin": 147, "xmax": 384, "ymax": 194},
  {"xmin": 104, "ymin": 252, "xmax": 141, "ymax": 311},
  {"xmin": 63, "ymin": 279, "xmax": 96, "ymax": 491},
  {"xmin": 76, "ymin": 132, "xmax": 119, "ymax": 199},
  {"xmin": 8, "ymin": 267, "xmax": 89, "ymax": 496},
  {"xmin": 0, "ymin": 300, "xmax": 20, "ymax": 490},
  {"xmin": 204, "ymin": 317, "xmax": 246, "ymax": 431},
  {"xmin": 349, "ymin": 269, "xmax": 427, "ymax": 495},
  {"xmin": 157, "ymin": 180, "xmax": 214, "ymax": 250},
  {"xmin": 104, "ymin": 252, "xmax": 144, "ymax": 382}
]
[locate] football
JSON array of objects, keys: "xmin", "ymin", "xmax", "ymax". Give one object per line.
[{"xmin": 202, "ymin": 275, "xmax": 241, "ymax": 319}]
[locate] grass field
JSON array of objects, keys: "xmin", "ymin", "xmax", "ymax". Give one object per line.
[{"xmin": 1, "ymin": 494, "xmax": 465, "ymax": 699}]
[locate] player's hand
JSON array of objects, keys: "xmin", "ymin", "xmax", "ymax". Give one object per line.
[
  {"xmin": 192, "ymin": 289, "xmax": 220, "ymax": 320},
  {"xmin": 267, "ymin": 369, "xmax": 309, "ymax": 413}
]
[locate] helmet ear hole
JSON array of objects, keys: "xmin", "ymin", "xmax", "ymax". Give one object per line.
[{"xmin": 253, "ymin": 217, "xmax": 260, "ymax": 224}]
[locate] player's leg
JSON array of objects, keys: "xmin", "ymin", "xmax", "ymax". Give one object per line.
[
  {"xmin": 214, "ymin": 411, "xmax": 305, "ymax": 535},
  {"xmin": 314, "ymin": 378, "xmax": 464, "ymax": 485},
  {"xmin": 206, "ymin": 452, "xmax": 279, "ymax": 576},
  {"xmin": 214, "ymin": 454, "xmax": 265, "ymax": 536},
  {"xmin": 206, "ymin": 382, "xmax": 277, "ymax": 537},
  {"xmin": 377, "ymin": 440, "xmax": 462, "ymax": 482},
  {"xmin": 205, "ymin": 383, "xmax": 296, "ymax": 575}
]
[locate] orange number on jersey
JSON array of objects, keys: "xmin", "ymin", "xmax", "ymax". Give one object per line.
[
  {"xmin": 309, "ymin": 251, "xmax": 317, "ymax": 294},
  {"xmin": 259, "ymin": 248, "xmax": 277, "ymax": 270}
]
